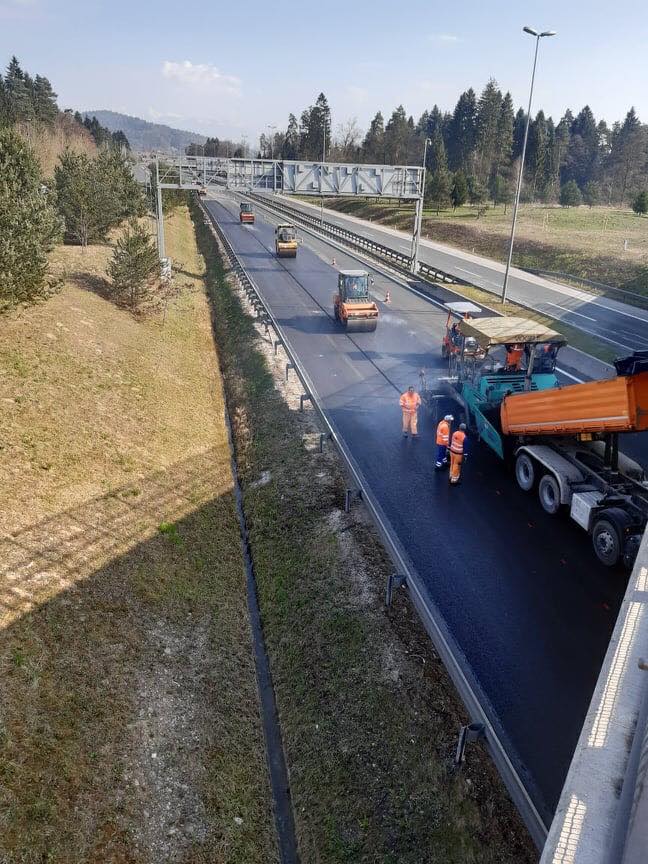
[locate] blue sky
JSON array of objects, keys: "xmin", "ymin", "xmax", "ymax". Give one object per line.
[{"xmin": 2, "ymin": 0, "xmax": 647, "ymax": 143}]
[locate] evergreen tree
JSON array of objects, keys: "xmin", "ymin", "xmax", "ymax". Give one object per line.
[
  {"xmin": 492, "ymin": 92, "xmax": 514, "ymax": 181},
  {"xmin": 560, "ymin": 179, "xmax": 582, "ymax": 207},
  {"xmin": 108, "ymin": 218, "xmax": 160, "ymax": 310},
  {"xmin": 565, "ymin": 106, "xmax": 599, "ymax": 188},
  {"xmin": 582, "ymin": 181, "xmax": 601, "ymax": 207},
  {"xmin": 447, "ymin": 88, "xmax": 477, "ymax": 171},
  {"xmin": 608, "ymin": 108, "xmax": 647, "ymax": 203},
  {"xmin": 0, "ymin": 128, "xmax": 61, "ymax": 310},
  {"xmin": 33, "ymin": 75, "xmax": 58, "ymax": 123},
  {"xmin": 632, "ymin": 190, "xmax": 648, "ymax": 215},
  {"xmin": 4, "ymin": 56, "xmax": 32, "ymax": 122},
  {"xmin": 283, "ymin": 113, "xmax": 299, "ymax": 159},
  {"xmin": 490, "ymin": 173, "xmax": 513, "ymax": 211},
  {"xmin": 512, "ymin": 108, "xmax": 526, "ymax": 160},
  {"xmin": 528, "ymin": 110, "xmax": 548, "ymax": 199},
  {"xmin": 425, "ymin": 132, "xmax": 451, "ymax": 212},
  {"xmin": 384, "ymin": 105, "xmax": 411, "ymax": 164},
  {"xmin": 451, "ymin": 170, "xmax": 468, "ymax": 208},
  {"xmin": 475, "ymin": 79, "xmax": 503, "ymax": 181},
  {"xmin": 362, "ymin": 111, "xmax": 385, "ymax": 163}
]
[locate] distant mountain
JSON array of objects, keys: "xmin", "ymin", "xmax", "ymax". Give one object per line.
[{"xmin": 82, "ymin": 111, "xmax": 206, "ymax": 153}]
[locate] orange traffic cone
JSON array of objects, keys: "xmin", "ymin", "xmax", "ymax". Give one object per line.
[{"xmin": 385, "ymin": 291, "xmax": 391, "ymax": 304}]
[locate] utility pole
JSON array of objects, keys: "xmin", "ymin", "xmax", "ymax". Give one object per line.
[
  {"xmin": 155, "ymin": 156, "xmax": 165, "ymax": 261},
  {"xmin": 321, "ymin": 123, "xmax": 327, "ymax": 226},
  {"xmin": 501, "ymin": 26, "xmax": 556, "ymax": 303},
  {"xmin": 410, "ymin": 137, "xmax": 430, "ymax": 275}
]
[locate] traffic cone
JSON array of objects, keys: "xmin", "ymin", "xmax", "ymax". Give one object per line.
[{"xmin": 385, "ymin": 291, "xmax": 391, "ymax": 304}]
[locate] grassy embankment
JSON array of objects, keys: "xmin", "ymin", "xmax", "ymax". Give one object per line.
[
  {"xmin": 313, "ymin": 197, "xmax": 648, "ymax": 298},
  {"xmin": 0, "ymin": 207, "xmax": 277, "ymax": 863},
  {"xmin": 192, "ymin": 198, "xmax": 536, "ymax": 864}
]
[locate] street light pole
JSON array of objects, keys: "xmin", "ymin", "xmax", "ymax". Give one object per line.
[
  {"xmin": 320, "ymin": 123, "xmax": 327, "ymax": 226},
  {"xmin": 411, "ymin": 137, "xmax": 431, "ymax": 275},
  {"xmin": 501, "ymin": 26, "xmax": 556, "ymax": 302}
]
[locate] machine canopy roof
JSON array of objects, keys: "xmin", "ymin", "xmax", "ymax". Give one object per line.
[
  {"xmin": 457, "ymin": 315, "xmax": 566, "ymax": 348},
  {"xmin": 444, "ymin": 301, "xmax": 481, "ymax": 315}
]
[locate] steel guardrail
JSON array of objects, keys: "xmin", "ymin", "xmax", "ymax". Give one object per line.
[
  {"xmin": 246, "ymin": 192, "xmax": 465, "ymax": 286},
  {"xmin": 199, "ymin": 197, "xmax": 548, "ymax": 848},
  {"xmin": 247, "ymin": 193, "xmax": 648, "ymax": 333}
]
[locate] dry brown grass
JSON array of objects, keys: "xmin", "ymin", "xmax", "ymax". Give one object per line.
[
  {"xmin": 0, "ymin": 207, "xmax": 277, "ymax": 863},
  {"xmin": 15, "ymin": 114, "xmax": 97, "ymax": 179}
]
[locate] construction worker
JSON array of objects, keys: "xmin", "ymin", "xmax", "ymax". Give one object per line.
[
  {"xmin": 435, "ymin": 414, "xmax": 453, "ymax": 467},
  {"xmin": 449, "ymin": 423, "xmax": 468, "ymax": 485},
  {"xmin": 505, "ymin": 343, "xmax": 524, "ymax": 371},
  {"xmin": 399, "ymin": 385, "xmax": 421, "ymax": 438}
]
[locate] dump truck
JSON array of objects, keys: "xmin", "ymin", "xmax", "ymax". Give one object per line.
[
  {"xmin": 448, "ymin": 317, "xmax": 648, "ymax": 569},
  {"xmin": 333, "ymin": 270, "xmax": 379, "ymax": 333},
  {"xmin": 239, "ymin": 202, "xmax": 255, "ymax": 224},
  {"xmin": 275, "ymin": 224, "xmax": 298, "ymax": 258}
]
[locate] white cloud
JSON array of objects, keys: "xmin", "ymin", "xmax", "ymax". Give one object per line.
[
  {"xmin": 162, "ymin": 60, "xmax": 241, "ymax": 94},
  {"xmin": 429, "ymin": 33, "xmax": 461, "ymax": 43}
]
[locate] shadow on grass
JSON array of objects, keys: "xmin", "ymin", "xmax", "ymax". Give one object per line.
[
  {"xmin": 68, "ymin": 271, "xmax": 114, "ymax": 303},
  {"xmin": 0, "ymin": 450, "xmax": 275, "ymax": 864}
]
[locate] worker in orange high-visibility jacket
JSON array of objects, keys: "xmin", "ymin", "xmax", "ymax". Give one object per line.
[
  {"xmin": 435, "ymin": 414, "xmax": 453, "ymax": 467},
  {"xmin": 399, "ymin": 385, "xmax": 422, "ymax": 438},
  {"xmin": 449, "ymin": 423, "xmax": 468, "ymax": 484}
]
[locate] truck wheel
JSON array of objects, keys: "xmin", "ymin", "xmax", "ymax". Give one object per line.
[
  {"xmin": 592, "ymin": 519, "xmax": 622, "ymax": 567},
  {"xmin": 538, "ymin": 474, "xmax": 561, "ymax": 515},
  {"xmin": 515, "ymin": 453, "xmax": 535, "ymax": 492}
]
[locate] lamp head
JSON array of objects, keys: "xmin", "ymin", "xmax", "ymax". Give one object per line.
[{"xmin": 523, "ymin": 25, "xmax": 539, "ymax": 35}]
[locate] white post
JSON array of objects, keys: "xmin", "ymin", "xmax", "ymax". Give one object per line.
[
  {"xmin": 411, "ymin": 138, "xmax": 430, "ymax": 275},
  {"xmin": 501, "ymin": 28, "xmax": 555, "ymax": 302},
  {"xmin": 155, "ymin": 157, "xmax": 165, "ymax": 261}
]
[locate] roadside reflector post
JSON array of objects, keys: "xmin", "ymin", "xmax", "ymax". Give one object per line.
[
  {"xmin": 455, "ymin": 722, "xmax": 486, "ymax": 766},
  {"xmin": 344, "ymin": 488, "xmax": 362, "ymax": 513},
  {"xmin": 285, "ymin": 362, "xmax": 294, "ymax": 381},
  {"xmin": 299, "ymin": 393, "xmax": 311, "ymax": 412},
  {"xmin": 385, "ymin": 573, "xmax": 407, "ymax": 607},
  {"xmin": 274, "ymin": 339, "xmax": 284, "ymax": 356}
]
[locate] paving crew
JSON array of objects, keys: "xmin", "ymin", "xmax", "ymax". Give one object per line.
[
  {"xmin": 449, "ymin": 423, "xmax": 468, "ymax": 484},
  {"xmin": 399, "ymin": 385, "xmax": 421, "ymax": 438},
  {"xmin": 435, "ymin": 414, "xmax": 453, "ymax": 467}
]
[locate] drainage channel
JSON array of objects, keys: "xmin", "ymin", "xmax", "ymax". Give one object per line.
[{"xmin": 216, "ymin": 296, "xmax": 300, "ymax": 862}]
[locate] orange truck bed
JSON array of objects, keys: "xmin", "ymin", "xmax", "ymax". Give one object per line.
[{"xmin": 500, "ymin": 372, "xmax": 648, "ymax": 436}]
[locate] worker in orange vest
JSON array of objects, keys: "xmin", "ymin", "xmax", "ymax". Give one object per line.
[
  {"xmin": 449, "ymin": 423, "xmax": 468, "ymax": 484},
  {"xmin": 435, "ymin": 414, "xmax": 453, "ymax": 467},
  {"xmin": 505, "ymin": 343, "xmax": 524, "ymax": 371},
  {"xmin": 399, "ymin": 385, "xmax": 421, "ymax": 438}
]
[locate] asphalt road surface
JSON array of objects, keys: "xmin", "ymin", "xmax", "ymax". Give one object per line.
[
  {"xmin": 206, "ymin": 195, "xmax": 631, "ymax": 827},
  {"xmin": 277, "ymin": 195, "xmax": 648, "ymax": 355}
]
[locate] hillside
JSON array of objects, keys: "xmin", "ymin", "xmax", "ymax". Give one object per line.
[
  {"xmin": 15, "ymin": 113, "xmax": 96, "ymax": 178},
  {"xmin": 83, "ymin": 110, "xmax": 205, "ymax": 153}
]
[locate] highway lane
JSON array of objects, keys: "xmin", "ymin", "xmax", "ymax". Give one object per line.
[
  {"xmin": 274, "ymin": 195, "xmax": 648, "ymax": 354},
  {"xmin": 206, "ymin": 195, "xmax": 629, "ymax": 825}
]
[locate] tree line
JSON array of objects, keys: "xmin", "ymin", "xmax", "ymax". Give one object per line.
[
  {"xmin": 1, "ymin": 56, "xmax": 147, "ymax": 313},
  {"xmin": 261, "ymin": 84, "xmax": 648, "ymax": 210},
  {"xmin": 0, "ymin": 56, "xmax": 130, "ymax": 152}
]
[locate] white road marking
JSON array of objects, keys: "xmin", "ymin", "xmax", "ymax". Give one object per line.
[
  {"xmin": 556, "ymin": 367, "xmax": 584, "ymax": 383},
  {"xmin": 543, "ymin": 301, "xmax": 597, "ymax": 322}
]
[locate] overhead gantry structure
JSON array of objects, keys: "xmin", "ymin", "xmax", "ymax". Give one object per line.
[{"xmin": 136, "ymin": 154, "xmax": 424, "ymax": 260}]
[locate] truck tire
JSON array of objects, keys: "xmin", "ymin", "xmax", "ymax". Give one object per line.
[
  {"xmin": 515, "ymin": 453, "xmax": 535, "ymax": 492},
  {"xmin": 592, "ymin": 518, "xmax": 622, "ymax": 567},
  {"xmin": 538, "ymin": 474, "xmax": 561, "ymax": 515}
]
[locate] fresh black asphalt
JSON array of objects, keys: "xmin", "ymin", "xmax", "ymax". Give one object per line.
[{"xmin": 206, "ymin": 195, "xmax": 630, "ymax": 826}]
